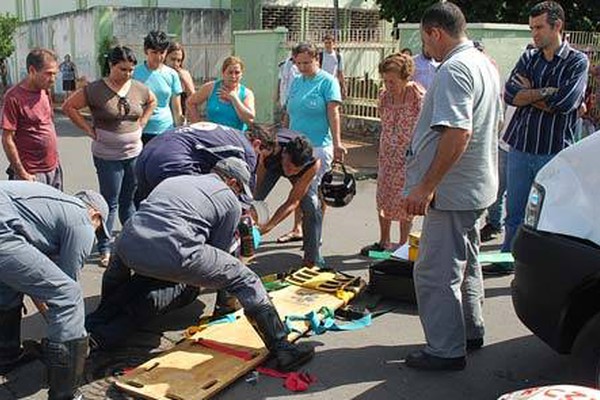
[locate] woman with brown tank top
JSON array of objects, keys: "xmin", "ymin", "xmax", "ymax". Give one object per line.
[{"xmin": 63, "ymin": 46, "xmax": 157, "ymax": 267}]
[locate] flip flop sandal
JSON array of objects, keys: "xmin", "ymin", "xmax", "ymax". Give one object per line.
[{"xmin": 277, "ymin": 232, "xmax": 304, "ymax": 243}]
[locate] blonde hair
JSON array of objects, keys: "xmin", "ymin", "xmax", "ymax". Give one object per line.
[
  {"xmin": 221, "ymin": 56, "xmax": 244, "ymax": 73},
  {"xmin": 378, "ymin": 53, "xmax": 415, "ymax": 80}
]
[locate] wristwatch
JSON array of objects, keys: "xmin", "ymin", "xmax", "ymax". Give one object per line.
[{"xmin": 539, "ymin": 87, "xmax": 554, "ymax": 98}]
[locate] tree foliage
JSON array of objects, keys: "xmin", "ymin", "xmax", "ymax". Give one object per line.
[
  {"xmin": 0, "ymin": 13, "xmax": 19, "ymax": 60},
  {"xmin": 374, "ymin": 0, "xmax": 600, "ymax": 32}
]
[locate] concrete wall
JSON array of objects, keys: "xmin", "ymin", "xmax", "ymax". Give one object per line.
[
  {"xmin": 113, "ymin": 7, "xmax": 232, "ymax": 82},
  {"xmin": 234, "ymin": 28, "xmax": 287, "ymax": 123},
  {"xmin": 398, "ymin": 23, "xmax": 532, "ymax": 79},
  {"xmin": 0, "ymin": 0, "xmax": 230, "ymax": 21},
  {"xmin": 87, "ymin": 0, "xmax": 231, "ymax": 9},
  {"xmin": 263, "ymin": 0, "xmax": 378, "ymax": 9},
  {"xmin": 7, "ymin": 7, "xmax": 232, "ymax": 91},
  {"xmin": 1, "ymin": 1, "xmax": 18, "ymax": 15}
]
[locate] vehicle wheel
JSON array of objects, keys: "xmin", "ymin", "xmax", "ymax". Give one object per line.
[{"xmin": 571, "ymin": 312, "xmax": 600, "ymax": 387}]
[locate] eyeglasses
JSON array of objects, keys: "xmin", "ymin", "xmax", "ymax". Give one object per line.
[{"xmin": 117, "ymin": 96, "xmax": 130, "ymax": 117}]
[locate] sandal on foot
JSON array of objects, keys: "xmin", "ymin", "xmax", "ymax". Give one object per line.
[{"xmin": 277, "ymin": 232, "xmax": 303, "ymax": 243}]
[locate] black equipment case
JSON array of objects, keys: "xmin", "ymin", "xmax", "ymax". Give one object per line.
[{"xmin": 367, "ymin": 258, "xmax": 416, "ymax": 304}]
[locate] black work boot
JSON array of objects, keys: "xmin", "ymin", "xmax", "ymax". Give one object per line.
[
  {"xmin": 42, "ymin": 336, "xmax": 89, "ymax": 400},
  {"xmin": 214, "ymin": 289, "xmax": 242, "ymax": 317},
  {"xmin": 246, "ymin": 303, "xmax": 314, "ymax": 372},
  {"xmin": 0, "ymin": 306, "xmax": 39, "ymax": 374}
]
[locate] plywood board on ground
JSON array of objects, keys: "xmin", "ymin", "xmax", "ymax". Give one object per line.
[{"xmin": 115, "ymin": 284, "xmax": 349, "ymax": 400}]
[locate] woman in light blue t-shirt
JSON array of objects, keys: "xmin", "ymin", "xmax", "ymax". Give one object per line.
[
  {"xmin": 133, "ymin": 30, "xmax": 183, "ymax": 145},
  {"xmin": 276, "ymin": 42, "xmax": 346, "ymax": 265},
  {"xmin": 186, "ymin": 56, "xmax": 255, "ymax": 131}
]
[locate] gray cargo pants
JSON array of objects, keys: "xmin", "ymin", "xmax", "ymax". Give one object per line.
[
  {"xmin": 414, "ymin": 207, "xmax": 485, "ymax": 358},
  {"xmin": 117, "ymin": 236, "xmax": 270, "ymax": 314},
  {"xmin": 0, "ymin": 192, "xmax": 85, "ymax": 342}
]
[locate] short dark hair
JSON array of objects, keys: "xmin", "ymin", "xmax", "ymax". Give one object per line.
[
  {"xmin": 400, "ymin": 47, "xmax": 413, "ymax": 56},
  {"xmin": 323, "ymin": 33, "xmax": 335, "ymax": 42},
  {"xmin": 108, "ymin": 46, "xmax": 137, "ymax": 66},
  {"xmin": 530, "ymin": 1, "xmax": 565, "ymax": 29},
  {"xmin": 421, "ymin": 2, "xmax": 467, "ymax": 39},
  {"xmin": 283, "ymin": 136, "xmax": 313, "ymax": 167},
  {"xmin": 293, "ymin": 42, "xmax": 319, "ymax": 59},
  {"xmin": 26, "ymin": 48, "xmax": 57, "ymax": 71},
  {"xmin": 143, "ymin": 30, "xmax": 169, "ymax": 52},
  {"xmin": 247, "ymin": 124, "xmax": 277, "ymax": 151}
]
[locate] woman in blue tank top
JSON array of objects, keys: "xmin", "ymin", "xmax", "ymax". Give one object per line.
[{"xmin": 186, "ymin": 56, "xmax": 255, "ymax": 131}]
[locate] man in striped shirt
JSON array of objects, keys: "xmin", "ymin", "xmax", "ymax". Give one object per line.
[{"xmin": 486, "ymin": 1, "xmax": 589, "ymax": 275}]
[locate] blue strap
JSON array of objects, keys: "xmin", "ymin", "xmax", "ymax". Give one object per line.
[
  {"xmin": 284, "ymin": 307, "xmax": 371, "ymax": 335},
  {"xmin": 207, "ymin": 312, "xmax": 237, "ymax": 326}
]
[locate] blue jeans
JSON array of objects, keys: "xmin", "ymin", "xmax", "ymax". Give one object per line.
[
  {"xmin": 501, "ymin": 149, "xmax": 555, "ymax": 252},
  {"xmin": 93, "ymin": 156, "xmax": 138, "ymax": 254},
  {"xmin": 0, "ymin": 193, "xmax": 85, "ymax": 343},
  {"xmin": 486, "ymin": 148, "xmax": 508, "ymax": 229},
  {"xmin": 254, "ymin": 166, "xmax": 324, "ymax": 266}
]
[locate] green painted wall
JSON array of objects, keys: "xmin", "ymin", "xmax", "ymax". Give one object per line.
[
  {"xmin": 234, "ymin": 28, "xmax": 287, "ymax": 123},
  {"xmin": 95, "ymin": 6, "xmax": 114, "ymax": 76},
  {"xmin": 398, "ymin": 23, "xmax": 532, "ymax": 79},
  {"xmin": 167, "ymin": 9, "xmax": 183, "ymax": 38},
  {"xmin": 231, "ymin": 0, "xmax": 261, "ymax": 31}
]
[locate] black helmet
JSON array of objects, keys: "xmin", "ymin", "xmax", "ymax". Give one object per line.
[{"xmin": 319, "ymin": 162, "xmax": 356, "ymax": 208}]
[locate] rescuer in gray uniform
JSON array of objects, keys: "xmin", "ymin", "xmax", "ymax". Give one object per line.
[
  {"xmin": 0, "ymin": 181, "xmax": 109, "ymax": 400},
  {"xmin": 88, "ymin": 158, "xmax": 314, "ymax": 371}
]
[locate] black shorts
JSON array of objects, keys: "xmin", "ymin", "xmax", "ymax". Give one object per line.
[{"xmin": 63, "ymin": 80, "xmax": 75, "ymax": 91}]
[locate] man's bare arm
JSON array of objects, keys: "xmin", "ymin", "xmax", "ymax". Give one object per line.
[{"xmin": 2, "ymin": 130, "xmax": 34, "ymax": 181}]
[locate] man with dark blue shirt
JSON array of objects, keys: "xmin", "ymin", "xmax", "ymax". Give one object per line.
[
  {"xmin": 485, "ymin": 1, "xmax": 589, "ymax": 275},
  {"xmin": 134, "ymin": 122, "xmax": 271, "ymax": 202}
]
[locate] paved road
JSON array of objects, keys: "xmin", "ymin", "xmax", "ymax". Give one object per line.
[{"xmin": 0, "ymin": 115, "xmax": 571, "ymax": 400}]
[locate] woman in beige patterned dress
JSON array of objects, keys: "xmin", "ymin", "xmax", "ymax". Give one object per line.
[{"xmin": 361, "ymin": 53, "xmax": 425, "ymax": 255}]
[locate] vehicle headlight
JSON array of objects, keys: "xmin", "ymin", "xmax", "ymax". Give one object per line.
[{"xmin": 524, "ymin": 183, "xmax": 545, "ymax": 229}]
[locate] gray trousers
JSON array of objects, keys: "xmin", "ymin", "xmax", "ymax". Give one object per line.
[
  {"xmin": 414, "ymin": 207, "xmax": 485, "ymax": 358},
  {"xmin": 118, "ymin": 237, "xmax": 270, "ymax": 314},
  {"xmin": 0, "ymin": 193, "xmax": 85, "ymax": 342},
  {"xmin": 7, "ymin": 164, "xmax": 63, "ymax": 191}
]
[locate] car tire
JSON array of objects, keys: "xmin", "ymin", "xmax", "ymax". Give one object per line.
[{"xmin": 572, "ymin": 312, "xmax": 600, "ymax": 387}]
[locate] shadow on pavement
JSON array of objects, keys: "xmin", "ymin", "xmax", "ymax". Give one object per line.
[{"xmin": 221, "ymin": 335, "xmax": 573, "ymax": 400}]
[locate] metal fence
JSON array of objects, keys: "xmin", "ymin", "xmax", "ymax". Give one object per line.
[{"xmin": 281, "ymin": 28, "xmax": 600, "ymax": 136}]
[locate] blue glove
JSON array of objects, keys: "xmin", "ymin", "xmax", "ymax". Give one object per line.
[{"xmin": 252, "ymin": 226, "xmax": 262, "ymax": 248}]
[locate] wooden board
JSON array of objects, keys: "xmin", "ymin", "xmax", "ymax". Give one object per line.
[{"xmin": 114, "ymin": 284, "xmax": 350, "ymax": 400}]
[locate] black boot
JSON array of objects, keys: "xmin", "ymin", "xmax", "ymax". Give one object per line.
[
  {"xmin": 0, "ymin": 306, "xmax": 39, "ymax": 374},
  {"xmin": 214, "ymin": 289, "xmax": 242, "ymax": 316},
  {"xmin": 42, "ymin": 336, "xmax": 89, "ymax": 400},
  {"xmin": 246, "ymin": 303, "xmax": 314, "ymax": 372}
]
